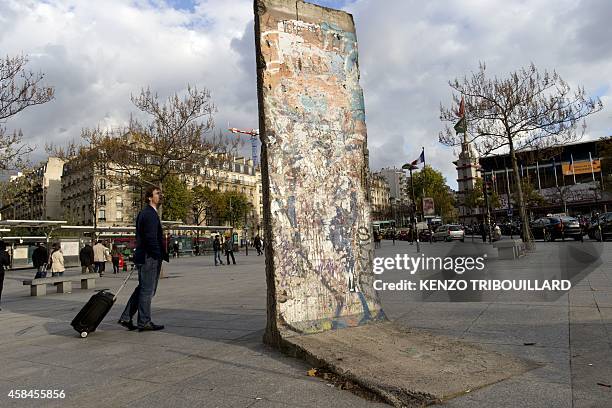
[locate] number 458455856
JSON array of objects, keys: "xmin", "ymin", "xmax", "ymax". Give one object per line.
[{"xmin": 8, "ymin": 389, "xmax": 65, "ymax": 399}]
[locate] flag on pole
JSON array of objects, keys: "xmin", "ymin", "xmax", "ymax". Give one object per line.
[
  {"xmin": 455, "ymin": 96, "xmax": 465, "ymax": 117},
  {"xmin": 453, "ymin": 96, "xmax": 467, "ymax": 135},
  {"xmin": 589, "ymin": 152, "xmax": 596, "ymax": 182},
  {"xmin": 454, "ymin": 117, "xmax": 467, "ymax": 135},
  {"xmin": 552, "ymin": 158, "xmax": 559, "ymax": 188},
  {"xmin": 505, "ymin": 167, "xmax": 511, "ymax": 195},
  {"xmin": 536, "ymin": 161, "xmax": 542, "ymax": 191},
  {"xmin": 410, "ymin": 148, "xmax": 425, "ymax": 166}
]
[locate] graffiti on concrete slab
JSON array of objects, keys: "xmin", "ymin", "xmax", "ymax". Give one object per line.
[{"xmin": 256, "ymin": 0, "xmax": 385, "ymax": 335}]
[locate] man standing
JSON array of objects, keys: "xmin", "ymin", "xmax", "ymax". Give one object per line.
[
  {"xmin": 32, "ymin": 243, "xmax": 49, "ymax": 278},
  {"xmin": 79, "ymin": 243, "xmax": 95, "ymax": 274},
  {"xmin": 118, "ymin": 186, "xmax": 169, "ymax": 332},
  {"xmin": 225, "ymin": 235, "xmax": 236, "ymax": 265},
  {"xmin": 212, "ymin": 235, "xmax": 223, "ymax": 266},
  {"xmin": 93, "ymin": 240, "xmax": 107, "ymax": 276}
]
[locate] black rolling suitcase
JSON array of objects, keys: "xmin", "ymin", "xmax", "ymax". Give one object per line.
[{"xmin": 71, "ymin": 269, "xmax": 135, "ymax": 338}]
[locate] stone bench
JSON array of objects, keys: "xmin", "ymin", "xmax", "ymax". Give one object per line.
[
  {"xmin": 493, "ymin": 239, "xmax": 525, "ymax": 260},
  {"xmin": 22, "ymin": 273, "xmax": 100, "ymax": 296}
]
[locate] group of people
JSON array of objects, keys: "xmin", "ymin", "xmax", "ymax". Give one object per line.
[
  {"xmin": 32, "ymin": 242, "xmax": 67, "ymax": 278},
  {"xmin": 78, "ymin": 241, "xmax": 124, "ymax": 276},
  {"xmin": 212, "ymin": 234, "xmax": 236, "ymax": 266}
]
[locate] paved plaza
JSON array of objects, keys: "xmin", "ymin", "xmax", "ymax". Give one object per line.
[{"xmin": 0, "ymin": 241, "xmax": 610, "ymax": 407}]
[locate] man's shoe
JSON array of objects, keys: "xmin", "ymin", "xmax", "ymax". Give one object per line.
[
  {"xmin": 138, "ymin": 323, "xmax": 164, "ymax": 332},
  {"xmin": 118, "ymin": 319, "xmax": 137, "ymax": 331}
]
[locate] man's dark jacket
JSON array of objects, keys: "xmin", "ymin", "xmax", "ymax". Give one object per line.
[
  {"xmin": 0, "ymin": 249, "xmax": 9, "ymax": 272},
  {"xmin": 32, "ymin": 246, "xmax": 48, "ymax": 268},
  {"xmin": 134, "ymin": 205, "xmax": 168, "ymax": 264},
  {"xmin": 79, "ymin": 245, "xmax": 94, "ymax": 266}
]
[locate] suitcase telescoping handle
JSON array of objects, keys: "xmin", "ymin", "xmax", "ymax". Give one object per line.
[{"xmin": 113, "ymin": 267, "xmax": 137, "ymax": 301}]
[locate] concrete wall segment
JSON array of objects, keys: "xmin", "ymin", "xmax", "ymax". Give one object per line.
[{"xmin": 255, "ymin": 0, "xmax": 385, "ymax": 342}]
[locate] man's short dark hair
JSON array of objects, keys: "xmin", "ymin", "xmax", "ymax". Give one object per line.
[{"xmin": 144, "ymin": 185, "xmax": 161, "ymax": 203}]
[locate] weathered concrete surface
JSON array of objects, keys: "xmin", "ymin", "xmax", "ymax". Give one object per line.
[
  {"xmin": 255, "ymin": 0, "xmax": 385, "ymax": 342},
  {"xmin": 281, "ymin": 322, "xmax": 538, "ymax": 407}
]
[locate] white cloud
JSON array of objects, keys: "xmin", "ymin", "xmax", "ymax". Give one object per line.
[{"xmin": 1, "ymin": 0, "xmax": 610, "ymax": 189}]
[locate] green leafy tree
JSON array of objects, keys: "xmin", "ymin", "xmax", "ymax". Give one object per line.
[
  {"xmin": 464, "ymin": 178, "xmax": 500, "ymax": 212},
  {"xmin": 161, "ymin": 175, "xmax": 192, "ymax": 222},
  {"xmin": 411, "ymin": 166, "xmax": 456, "ymax": 221},
  {"xmin": 191, "ymin": 185, "xmax": 224, "ymax": 225},
  {"xmin": 220, "ymin": 191, "xmax": 251, "ymax": 228}
]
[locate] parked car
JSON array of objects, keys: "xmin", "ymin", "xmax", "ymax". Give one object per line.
[
  {"xmin": 530, "ymin": 216, "xmax": 584, "ymax": 241},
  {"xmin": 499, "ymin": 222, "xmax": 521, "ymax": 236},
  {"xmin": 418, "ymin": 229, "xmax": 433, "ymax": 242},
  {"xmin": 397, "ymin": 229, "xmax": 411, "ymax": 241},
  {"xmin": 587, "ymin": 212, "xmax": 612, "ymax": 241},
  {"xmin": 432, "ymin": 225, "xmax": 465, "ymax": 242}
]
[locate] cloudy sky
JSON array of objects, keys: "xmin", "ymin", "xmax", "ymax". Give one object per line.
[{"xmin": 1, "ymin": 0, "xmax": 610, "ymax": 188}]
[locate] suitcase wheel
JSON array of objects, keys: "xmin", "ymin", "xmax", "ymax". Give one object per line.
[{"xmin": 80, "ymin": 331, "xmax": 88, "ymax": 338}]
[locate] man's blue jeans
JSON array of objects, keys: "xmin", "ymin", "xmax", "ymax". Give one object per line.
[
  {"xmin": 214, "ymin": 249, "xmax": 223, "ymax": 265},
  {"xmin": 120, "ymin": 254, "xmax": 161, "ymax": 327}
]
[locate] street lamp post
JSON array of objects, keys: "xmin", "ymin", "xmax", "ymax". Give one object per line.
[{"xmin": 402, "ymin": 163, "xmax": 420, "ymax": 253}]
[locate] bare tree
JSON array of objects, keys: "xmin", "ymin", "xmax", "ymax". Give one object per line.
[
  {"xmin": 440, "ymin": 62, "xmax": 603, "ymax": 246},
  {"xmin": 81, "ymin": 85, "xmax": 238, "ymax": 217},
  {"xmin": 0, "ymin": 55, "xmax": 54, "ymax": 170}
]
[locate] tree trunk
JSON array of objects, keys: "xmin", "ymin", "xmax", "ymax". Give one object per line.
[{"xmin": 508, "ymin": 138, "xmax": 535, "ymax": 249}]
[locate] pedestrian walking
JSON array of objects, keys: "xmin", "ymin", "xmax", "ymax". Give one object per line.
[
  {"xmin": 254, "ymin": 234, "xmax": 262, "ymax": 256},
  {"xmin": 118, "ymin": 186, "xmax": 169, "ymax": 332},
  {"xmin": 32, "ymin": 243, "xmax": 49, "ymax": 278},
  {"xmin": 111, "ymin": 247, "xmax": 120, "ymax": 274},
  {"xmin": 50, "ymin": 243, "xmax": 65, "ymax": 277},
  {"xmin": 79, "ymin": 243, "xmax": 95, "ymax": 274},
  {"xmin": 0, "ymin": 241, "xmax": 10, "ymax": 310},
  {"xmin": 225, "ymin": 236, "xmax": 236, "ymax": 265},
  {"xmin": 480, "ymin": 221, "xmax": 487, "ymax": 243},
  {"xmin": 213, "ymin": 235, "xmax": 224, "ymax": 265},
  {"xmin": 93, "ymin": 240, "xmax": 107, "ymax": 276}
]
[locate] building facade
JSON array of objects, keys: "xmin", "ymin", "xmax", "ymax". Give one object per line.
[
  {"xmin": 454, "ymin": 139, "xmax": 483, "ymax": 224},
  {"xmin": 61, "ymin": 157, "xmax": 136, "ymax": 227},
  {"xmin": 478, "ymin": 137, "xmax": 611, "ymax": 218},
  {"xmin": 0, "ymin": 157, "xmax": 65, "ymax": 221},
  {"xmin": 370, "ymin": 172, "xmax": 390, "ymax": 220},
  {"xmin": 184, "ymin": 155, "xmax": 263, "ymax": 232},
  {"xmin": 378, "ymin": 167, "xmax": 409, "ymax": 204},
  {"xmin": 61, "ymin": 152, "xmax": 264, "ymax": 230}
]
